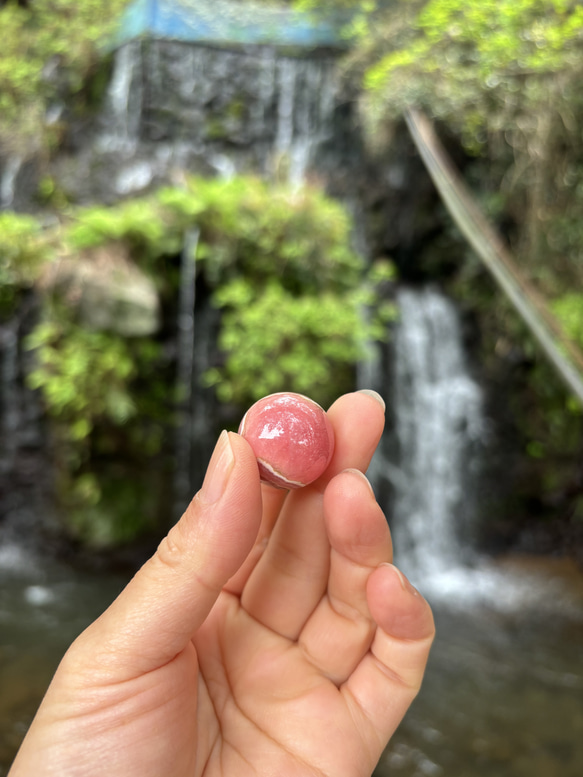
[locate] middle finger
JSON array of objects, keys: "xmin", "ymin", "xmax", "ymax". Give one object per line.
[{"xmin": 240, "ymin": 390, "xmax": 385, "ymax": 639}]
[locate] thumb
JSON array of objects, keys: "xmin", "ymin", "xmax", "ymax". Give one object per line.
[{"xmin": 76, "ymin": 431, "xmax": 262, "ymax": 677}]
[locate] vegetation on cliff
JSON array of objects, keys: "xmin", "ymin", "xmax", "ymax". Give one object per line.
[
  {"xmin": 0, "ymin": 0, "xmax": 129, "ymax": 155},
  {"xmin": 3, "ymin": 178, "xmax": 393, "ymax": 545},
  {"xmin": 2, "ymin": 0, "xmax": 583, "ymax": 548}
]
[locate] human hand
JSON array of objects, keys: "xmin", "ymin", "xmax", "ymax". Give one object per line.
[{"xmin": 9, "ymin": 391, "xmax": 434, "ymax": 777}]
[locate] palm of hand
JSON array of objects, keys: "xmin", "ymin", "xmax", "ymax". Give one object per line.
[
  {"xmin": 158, "ymin": 470, "xmax": 426, "ymax": 777},
  {"xmin": 124, "ymin": 588, "xmax": 389, "ymax": 777},
  {"xmin": 196, "ymin": 595, "xmax": 374, "ymax": 776}
]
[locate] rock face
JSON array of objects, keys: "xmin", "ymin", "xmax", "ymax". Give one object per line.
[
  {"xmin": 52, "ymin": 37, "xmax": 437, "ymax": 267},
  {"xmin": 39, "ymin": 244, "xmax": 160, "ymax": 337},
  {"xmin": 55, "ymin": 39, "xmax": 362, "ymax": 204},
  {"xmin": 1, "ymin": 33, "xmax": 436, "ymax": 269}
]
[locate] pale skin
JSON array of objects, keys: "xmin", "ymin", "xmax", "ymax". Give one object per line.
[{"xmin": 9, "ymin": 390, "xmax": 435, "ymax": 777}]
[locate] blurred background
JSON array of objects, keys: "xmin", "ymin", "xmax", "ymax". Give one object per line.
[{"xmin": 1, "ymin": 1, "xmax": 583, "ymax": 774}]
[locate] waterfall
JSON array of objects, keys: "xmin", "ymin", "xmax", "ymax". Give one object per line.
[
  {"xmin": 99, "ymin": 40, "xmax": 143, "ymax": 154},
  {"xmin": 390, "ymin": 287, "xmax": 484, "ymax": 581},
  {"xmin": 377, "ymin": 286, "xmax": 581, "ymax": 613},
  {"xmin": 173, "ymin": 228, "xmax": 199, "ymax": 518},
  {"xmin": 0, "ymin": 155, "xmax": 23, "ymax": 209},
  {"xmin": 87, "ymin": 40, "xmax": 346, "ymax": 201},
  {"xmin": 273, "ymin": 56, "xmax": 339, "ymax": 185}
]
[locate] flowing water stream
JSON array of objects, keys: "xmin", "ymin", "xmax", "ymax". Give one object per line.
[
  {"xmin": 390, "ymin": 287, "xmax": 484, "ymax": 581},
  {"xmin": 0, "ymin": 550, "xmax": 130, "ymax": 771}
]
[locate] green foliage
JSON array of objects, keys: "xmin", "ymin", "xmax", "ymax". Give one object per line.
[
  {"xmin": 25, "ymin": 319, "xmax": 137, "ymax": 455},
  {"xmin": 166, "ymin": 177, "xmax": 388, "ymax": 407},
  {"xmin": 551, "ymin": 293, "xmax": 583, "ymax": 348},
  {"xmin": 157, "ymin": 176, "xmax": 362, "ymax": 292},
  {"xmin": 357, "ymin": 0, "xmax": 583, "ymax": 144},
  {"xmin": 0, "ymin": 210, "xmax": 54, "ymax": 318},
  {"xmin": 24, "ymin": 311, "xmax": 167, "ymax": 545},
  {"xmin": 206, "ymin": 279, "xmax": 380, "ymax": 407},
  {"xmin": 19, "ymin": 174, "xmax": 392, "ymax": 544},
  {"xmin": 0, "ymin": 211, "xmax": 52, "ymax": 285},
  {"xmin": 339, "ymin": 0, "xmax": 583, "ymax": 291},
  {"xmin": 205, "ymin": 252, "xmax": 396, "ymax": 407},
  {"xmin": 66, "ymin": 198, "xmax": 181, "ymax": 258},
  {"xmin": 0, "ymin": 0, "xmax": 129, "ymax": 153},
  {"xmin": 60, "ymin": 176, "xmax": 391, "ymax": 408}
]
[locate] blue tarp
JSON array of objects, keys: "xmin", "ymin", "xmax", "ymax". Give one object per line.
[{"xmin": 112, "ymin": 0, "xmax": 349, "ymax": 49}]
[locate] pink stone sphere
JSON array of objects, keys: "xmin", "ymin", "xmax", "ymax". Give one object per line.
[{"xmin": 238, "ymin": 392, "xmax": 335, "ymax": 489}]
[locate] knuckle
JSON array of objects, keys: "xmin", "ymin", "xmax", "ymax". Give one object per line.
[{"xmin": 154, "ymin": 524, "xmax": 187, "ymax": 574}]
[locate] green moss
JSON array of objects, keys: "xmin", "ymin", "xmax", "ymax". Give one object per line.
[{"xmin": 204, "ymin": 117, "xmax": 230, "ymax": 140}]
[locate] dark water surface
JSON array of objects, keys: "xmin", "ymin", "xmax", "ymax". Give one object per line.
[
  {"xmin": 376, "ymin": 557, "xmax": 583, "ymax": 777},
  {"xmin": 1, "ymin": 550, "xmax": 582, "ymax": 777},
  {"xmin": 0, "ymin": 547, "xmax": 130, "ymax": 773}
]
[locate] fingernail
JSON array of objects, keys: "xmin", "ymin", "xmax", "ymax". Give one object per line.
[
  {"xmin": 200, "ymin": 431, "xmax": 235, "ymax": 504},
  {"xmin": 357, "ymin": 389, "xmax": 386, "ymax": 412},
  {"xmin": 344, "ymin": 467, "xmax": 376, "ymax": 498},
  {"xmin": 382, "ymin": 563, "xmax": 420, "ymax": 596}
]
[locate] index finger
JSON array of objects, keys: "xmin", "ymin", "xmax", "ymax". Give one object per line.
[{"xmin": 316, "ymin": 389, "xmax": 386, "ymax": 488}]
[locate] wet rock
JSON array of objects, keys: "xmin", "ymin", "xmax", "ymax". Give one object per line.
[
  {"xmin": 51, "ymin": 39, "xmax": 360, "ymax": 203},
  {"xmin": 39, "ymin": 244, "xmax": 160, "ymax": 336}
]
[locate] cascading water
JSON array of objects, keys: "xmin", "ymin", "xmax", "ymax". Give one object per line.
[
  {"xmin": 387, "ymin": 286, "xmax": 583, "ymax": 617},
  {"xmin": 94, "ymin": 40, "xmax": 156, "ymax": 197},
  {"xmin": 98, "ymin": 40, "xmax": 143, "ymax": 154},
  {"xmin": 0, "ymin": 155, "xmax": 23, "ymax": 210},
  {"xmin": 88, "ymin": 40, "xmax": 345, "ymax": 201},
  {"xmin": 372, "ymin": 296, "xmax": 583, "ymax": 777},
  {"xmin": 390, "ymin": 287, "xmax": 484, "ymax": 580},
  {"xmin": 273, "ymin": 56, "xmax": 339, "ymax": 186}
]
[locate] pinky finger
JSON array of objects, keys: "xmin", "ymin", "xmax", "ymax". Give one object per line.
[{"xmin": 341, "ymin": 564, "xmax": 435, "ymax": 750}]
